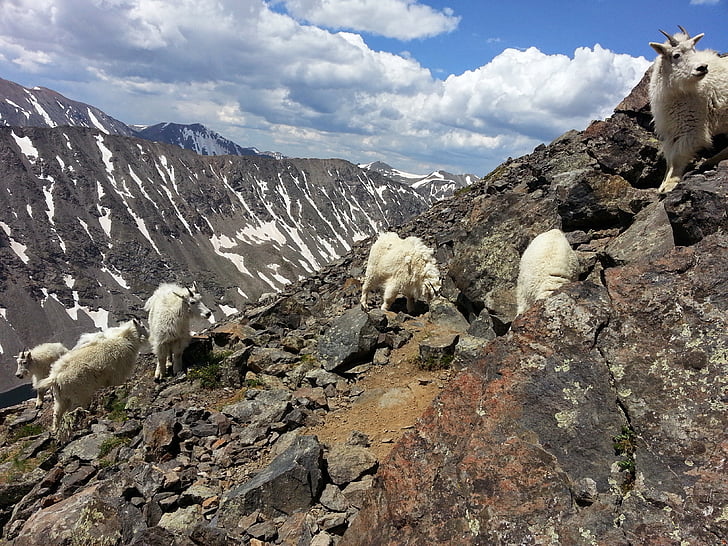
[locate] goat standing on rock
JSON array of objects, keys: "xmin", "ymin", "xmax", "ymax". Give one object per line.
[
  {"xmin": 15, "ymin": 343, "xmax": 68, "ymax": 408},
  {"xmin": 37, "ymin": 320, "xmax": 146, "ymax": 431},
  {"xmin": 360, "ymin": 232, "xmax": 441, "ymax": 313},
  {"xmin": 649, "ymin": 26, "xmax": 728, "ymax": 192},
  {"xmin": 144, "ymin": 282, "xmax": 212, "ymax": 380}
]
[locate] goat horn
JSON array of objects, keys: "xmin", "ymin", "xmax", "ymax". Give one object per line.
[
  {"xmin": 677, "ymin": 25, "xmax": 690, "ymax": 38},
  {"xmin": 659, "ymin": 29, "xmax": 679, "ymax": 46}
]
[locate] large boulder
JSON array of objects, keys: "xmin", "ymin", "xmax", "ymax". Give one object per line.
[
  {"xmin": 217, "ymin": 435, "xmax": 324, "ymax": 523},
  {"xmin": 344, "ymin": 230, "xmax": 728, "ymax": 544}
]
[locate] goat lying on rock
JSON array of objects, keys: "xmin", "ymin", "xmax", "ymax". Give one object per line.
[
  {"xmin": 516, "ymin": 229, "xmax": 579, "ymax": 315},
  {"xmin": 649, "ymin": 26, "xmax": 728, "ymax": 192},
  {"xmin": 360, "ymin": 232, "xmax": 441, "ymax": 313},
  {"xmin": 37, "ymin": 319, "xmax": 146, "ymax": 431},
  {"xmin": 15, "ymin": 343, "xmax": 68, "ymax": 408},
  {"xmin": 144, "ymin": 282, "xmax": 212, "ymax": 380}
]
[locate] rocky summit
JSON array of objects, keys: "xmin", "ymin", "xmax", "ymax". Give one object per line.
[{"xmin": 0, "ymin": 71, "xmax": 727, "ymax": 545}]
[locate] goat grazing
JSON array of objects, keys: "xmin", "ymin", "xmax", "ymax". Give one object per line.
[
  {"xmin": 15, "ymin": 343, "xmax": 68, "ymax": 408},
  {"xmin": 516, "ymin": 229, "xmax": 580, "ymax": 315},
  {"xmin": 360, "ymin": 232, "xmax": 441, "ymax": 313},
  {"xmin": 649, "ymin": 26, "xmax": 728, "ymax": 192},
  {"xmin": 144, "ymin": 282, "xmax": 212, "ymax": 380},
  {"xmin": 36, "ymin": 319, "xmax": 146, "ymax": 431}
]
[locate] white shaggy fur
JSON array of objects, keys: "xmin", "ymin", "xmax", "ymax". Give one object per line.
[
  {"xmin": 36, "ymin": 320, "xmax": 146, "ymax": 430},
  {"xmin": 360, "ymin": 232, "xmax": 441, "ymax": 313},
  {"xmin": 144, "ymin": 282, "xmax": 212, "ymax": 380},
  {"xmin": 649, "ymin": 27, "xmax": 728, "ymax": 192},
  {"xmin": 15, "ymin": 343, "xmax": 68, "ymax": 408},
  {"xmin": 516, "ymin": 229, "xmax": 580, "ymax": 315}
]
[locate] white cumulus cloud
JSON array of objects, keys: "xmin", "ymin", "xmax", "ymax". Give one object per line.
[
  {"xmin": 0, "ymin": 0, "xmax": 651, "ymax": 175},
  {"xmin": 281, "ymin": 0, "xmax": 460, "ymax": 40}
]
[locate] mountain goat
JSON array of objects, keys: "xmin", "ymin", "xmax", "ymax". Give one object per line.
[
  {"xmin": 36, "ymin": 319, "xmax": 146, "ymax": 431},
  {"xmin": 649, "ymin": 26, "xmax": 728, "ymax": 192},
  {"xmin": 360, "ymin": 232, "xmax": 441, "ymax": 313},
  {"xmin": 15, "ymin": 343, "xmax": 68, "ymax": 408},
  {"xmin": 144, "ymin": 282, "xmax": 212, "ymax": 380},
  {"xmin": 516, "ymin": 229, "xmax": 580, "ymax": 315}
]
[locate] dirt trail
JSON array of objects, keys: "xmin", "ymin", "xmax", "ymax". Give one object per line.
[{"xmin": 304, "ymin": 317, "xmax": 453, "ymax": 460}]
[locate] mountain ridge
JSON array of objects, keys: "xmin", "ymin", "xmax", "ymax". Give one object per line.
[{"xmin": 0, "ymin": 125, "xmax": 433, "ymax": 393}]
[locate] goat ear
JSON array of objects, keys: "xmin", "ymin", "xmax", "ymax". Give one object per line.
[
  {"xmin": 650, "ymin": 42, "xmax": 669, "ymax": 56},
  {"xmin": 691, "ymin": 33, "xmax": 704, "ymax": 47}
]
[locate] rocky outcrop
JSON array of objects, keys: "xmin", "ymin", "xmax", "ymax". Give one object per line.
[{"xmin": 1, "ymin": 71, "xmax": 727, "ymax": 545}]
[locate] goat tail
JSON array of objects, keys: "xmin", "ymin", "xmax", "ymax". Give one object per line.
[{"xmin": 35, "ymin": 376, "xmax": 55, "ymax": 392}]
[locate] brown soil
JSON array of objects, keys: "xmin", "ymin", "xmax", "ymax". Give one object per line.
[{"xmin": 303, "ymin": 317, "xmax": 453, "ymax": 460}]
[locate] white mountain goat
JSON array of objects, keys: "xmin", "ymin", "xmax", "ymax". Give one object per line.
[
  {"xmin": 516, "ymin": 229, "xmax": 580, "ymax": 315},
  {"xmin": 15, "ymin": 343, "xmax": 68, "ymax": 408},
  {"xmin": 36, "ymin": 319, "xmax": 146, "ymax": 431},
  {"xmin": 360, "ymin": 232, "xmax": 441, "ymax": 313},
  {"xmin": 144, "ymin": 282, "xmax": 212, "ymax": 380},
  {"xmin": 649, "ymin": 26, "xmax": 728, "ymax": 192}
]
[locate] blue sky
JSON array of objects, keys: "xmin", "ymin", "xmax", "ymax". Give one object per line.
[{"xmin": 1, "ymin": 1, "xmax": 726, "ymax": 176}]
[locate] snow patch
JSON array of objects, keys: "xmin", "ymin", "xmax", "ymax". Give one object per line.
[
  {"xmin": 11, "ymin": 131, "xmax": 38, "ymax": 163},
  {"xmin": 0, "ymin": 221, "xmax": 30, "ymax": 264},
  {"xmin": 87, "ymin": 108, "xmax": 109, "ymax": 133}
]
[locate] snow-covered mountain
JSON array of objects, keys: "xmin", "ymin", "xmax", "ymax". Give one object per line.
[
  {"xmin": 360, "ymin": 161, "xmax": 478, "ymax": 201},
  {"xmin": 0, "ymin": 126, "xmax": 430, "ymax": 393},
  {"xmin": 0, "ymin": 78, "xmax": 275, "ymax": 159},
  {"xmin": 132, "ymin": 122, "xmax": 280, "ymax": 158},
  {"xmin": 0, "ymin": 77, "xmax": 134, "ymax": 136}
]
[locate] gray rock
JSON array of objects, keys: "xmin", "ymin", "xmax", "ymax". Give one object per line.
[
  {"xmin": 325, "ymin": 444, "xmax": 378, "ymax": 486},
  {"xmin": 342, "ymin": 475, "xmax": 374, "ymax": 509},
  {"xmin": 222, "ymin": 389, "xmax": 291, "ymax": 427},
  {"xmin": 418, "ymin": 333, "xmax": 459, "ymax": 363},
  {"xmin": 158, "ymin": 505, "xmax": 201, "ymax": 533},
  {"xmin": 605, "ymin": 201, "xmax": 674, "ymax": 265},
  {"xmin": 428, "ymin": 297, "xmax": 470, "ymax": 333},
  {"xmin": 466, "ymin": 311, "xmax": 496, "ymax": 340},
  {"xmin": 143, "ymin": 409, "xmax": 181, "ymax": 462},
  {"xmin": 61, "ymin": 432, "xmax": 113, "ymax": 462},
  {"xmin": 319, "ymin": 484, "xmax": 350, "ymax": 512},
  {"xmin": 304, "ymin": 368, "xmax": 341, "ymax": 387},
  {"xmin": 218, "ymin": 435, "xmax": 324, "ymax": 521},
  {"xmin": 317, "ymin": 307, "xmax": 379, "ymax": 371}
]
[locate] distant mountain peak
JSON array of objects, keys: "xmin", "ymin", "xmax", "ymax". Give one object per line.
[{"xmin": 360, "ymin": 160, "xmax": 478, "ymax": 201}]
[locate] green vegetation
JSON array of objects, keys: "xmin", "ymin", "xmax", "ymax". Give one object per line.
[
  {"xmin": 244, "ymin": 377, "xmax": 265, "ymax": 388},
  {"xmin": 187, "ymin": 350, "xmax": 233, "ymax": 389},
  {"xmin": 10, "ymin": 423, "xmax": 44, "ymax": 442},
  {"xmin": 98, "ymin": 436, "xmax": 130, "ymax": 459},
  {"xmin": 613, "ymin": 425, "xmax": 637, "ymax": 490},
  {"xmin": 418, "ymin": 353, "xmax": 453, "ymax": 371}
]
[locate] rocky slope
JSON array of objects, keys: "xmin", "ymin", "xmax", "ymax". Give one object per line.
[
  {"xmin": 0, "ymin": 72, "xmax": 726, "ymax": 545},
  {"xmin": 0, "ymin": 78, "xmax": 134, "ymax": 136},
  {"xmin": 0, "ymin": 128, "xmax": 430, "ymax": 392}
]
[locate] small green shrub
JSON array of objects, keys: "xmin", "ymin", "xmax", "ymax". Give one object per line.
[
  {"xmin": 98, "ymin": 436, "xmax": 130, "ymax": 459},
  {"xmin": 244, "ymin": 377, "xmax": 265, "ymax": 389},
  {"xmin": 418, "ymin": 353, "xmax": 453, "ymax": 371},
  {"xmin": 613, "ymin": 425, "xmax": 637, "ymax": 491},
  {"xmin": 187, "ymin": 350, "xmax": 232, "ymax": 389},
  {"xmin": 10, "ymin": 423, "xmax": 44, "ymax": 442}
]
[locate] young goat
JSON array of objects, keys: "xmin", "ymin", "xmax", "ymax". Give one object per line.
[
  {"xmin": 360, "ymin": 232, "xmax": 441, "ymax": 313},
  {"xmin": 516, "ymin": 229, "xmax": 580, "ymax": 316},
  {"xmin": 15, "ymin": 343, "xmax": 68, "ymax": 408},
  {"xmin": 144, "ymin": 282, "xmax": 212, "ymax": 380},
  {"xmin": 649, "ymin": 26, "xmax": 728, "ymax": 192},
  {"xmin": 37, "ymin": 320, "xmax": 146, "ymax": 431}
]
